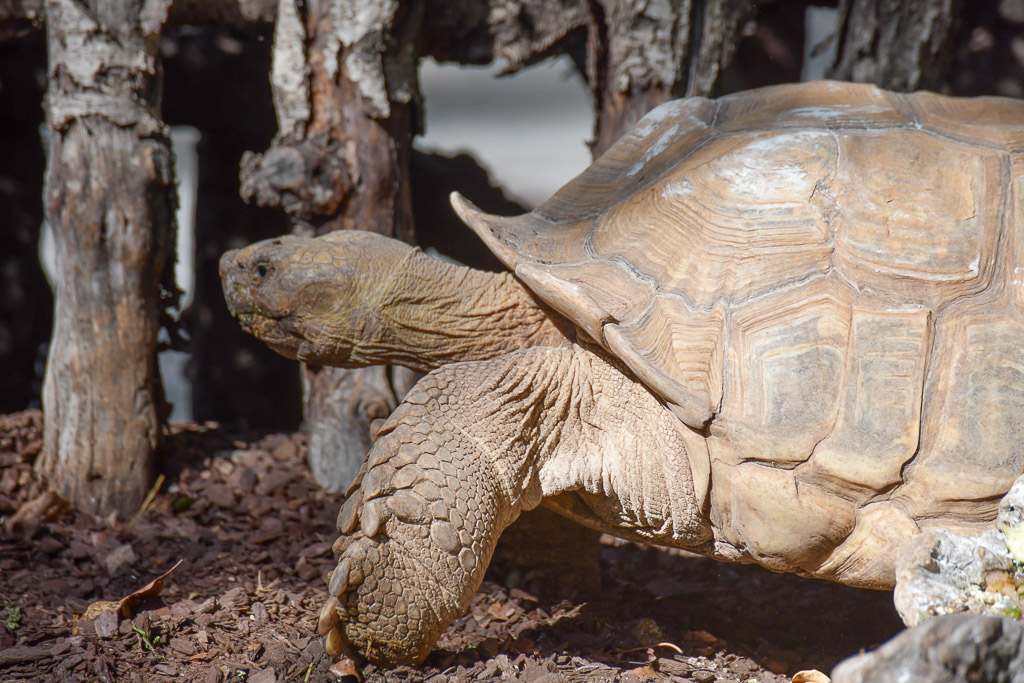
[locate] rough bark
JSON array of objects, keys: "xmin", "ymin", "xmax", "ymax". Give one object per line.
[
  {"xmin": 38, "ymin": 0, "xmax": 176, "ymax": 517},
  {"xmin": 587, "ymin": 0, "xmax": 757, "ymax": 155},
  {"xmin": 829, "ymin": 0, "xmax": 962, "ymax": 91},
  {"xmin": 0, "ymin": 33, "xmax": 49, "ymax": 413},
  {"xmin": 240, "ymin": 0, "xmax": 419, "ymax": 493}
]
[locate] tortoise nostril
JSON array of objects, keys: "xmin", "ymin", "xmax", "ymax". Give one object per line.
[{"xmin": 255, "ymin": 263, "xmax": 269, "ymax": 280}]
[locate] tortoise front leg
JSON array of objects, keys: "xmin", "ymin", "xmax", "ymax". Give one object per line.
[{"xmin": 317, "ymin": 354, "xmax": 547, "ymax": 666}]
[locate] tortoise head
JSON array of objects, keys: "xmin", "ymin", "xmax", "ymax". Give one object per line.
[{"xmin": 219, "ymin": 231, "xmax": 413, "ymax": 366}]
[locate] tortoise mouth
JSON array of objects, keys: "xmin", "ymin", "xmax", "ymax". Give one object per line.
[
  {"xmin": 233, "ymin": 308, "xmax": 299, "ymax": 346},
  {"xmin": 234, "ymin": 308, "xmax": 283, "ymax": 331}
]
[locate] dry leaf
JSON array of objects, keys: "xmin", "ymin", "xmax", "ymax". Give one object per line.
[
  {"xmin": 792, "ymin": 670, "xmax": 831, "ymax": 683},
  {"xmin": 329, "ymin": 655, "xmax": 362, "ymax": 679},
  {"xmin": 81, "ymin": 559, "xmax": 184, "ymax": 620},
  {"xmin": 81, "ymin": 600, "xmax": 123, "ymax": 622}
]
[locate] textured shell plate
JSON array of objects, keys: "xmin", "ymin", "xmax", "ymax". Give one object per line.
[{"xmin": 454, "ymin": 81, "xmax": 1024, "ymax": 578}]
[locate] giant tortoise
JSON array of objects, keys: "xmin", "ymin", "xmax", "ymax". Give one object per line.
[{"xmin": 219, "ymin": 80, "xmax": 1024, "ymax": 666}]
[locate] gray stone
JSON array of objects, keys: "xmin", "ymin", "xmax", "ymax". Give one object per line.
[
  {"xmin": 832, "ymin": 614, "xmax": 1024, "ymax": 683},
  {"xmin": 894, "ymin": 529, "xmax": 1018, "ymax": 627}
]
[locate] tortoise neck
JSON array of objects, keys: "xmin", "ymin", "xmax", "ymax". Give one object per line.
[{"xmin": 351, "ymin": 249, "xmax": 574, "ymax": 371}]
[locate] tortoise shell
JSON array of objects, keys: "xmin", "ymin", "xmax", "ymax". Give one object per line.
[{"xmin": 453, "ymin": 81, "xmax": 1024, "ymax": 579}]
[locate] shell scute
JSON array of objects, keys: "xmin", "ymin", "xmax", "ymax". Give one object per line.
[
  {"xmin": 589, "ymin": 128, "xmax": 836, "ymax": 306},
  {"xmin": 796, "ymin": 304, "xmax": 932, "ymax": 503},
  {"xmin": 537, "ymin": 97, "xmax": 719, "ymax": 224},
  {"xmin": 898, "ymin": 312, "xmax": 1024, "ymax": 522},
  {"xmin": 715, "ymin": 281, "xmax": 853, "ymax": 465},
  {"xmin": 831, "ymin": 129, "xmax": 1007, "ymax": 306},
  {"xmin": 906, "ymin": 90, "xmax": 1024, "ymax": 152},
  {"xmin": 713, "ymin": 80, "xmax": 915, "ymax": 131}
]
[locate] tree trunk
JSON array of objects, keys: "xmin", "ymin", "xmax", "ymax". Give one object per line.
[
  {"xmin": 240, "ymin": 0, "xmax": 420, "ymax": 493},
  {"xmin": 829, "ymin": 0, "xmax": 962, "ymax": 91},
  {"xmin": 587, "ymin": 0, "xmax": 756, "ymax": 154},
  {"xmin": 38, "ymin": 0, "xmax": 175, "ymax": 517}
]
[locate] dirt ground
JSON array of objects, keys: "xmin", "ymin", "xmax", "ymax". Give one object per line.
[{"xmin": 0, "ymin": 409, "xmax": 905, "ymax": 682}]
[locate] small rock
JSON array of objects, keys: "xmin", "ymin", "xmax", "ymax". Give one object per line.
[
  {"xmin": 693, "ymin": 670, "xmax": 717, "ymax": 683},
  {"xmin": 831, "ymin": 614, "xmax": 1024, "ymax": 683},
  {"xmin": 894, "ymin": 529, "xmax": 1018, "ymax": 626},
  {"xmin": 998, "ymin": 475, "xmax": 1024, "ymax": 562}
]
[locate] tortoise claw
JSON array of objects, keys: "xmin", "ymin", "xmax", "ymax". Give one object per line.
[
  {"xmin": 328, "ymin": 557, "xmax": 350, "ymax": 597},
  {"xmin": 325, "ymin": 624, "xmax": 345, "ymax": 658},
  {"xmin": 317, "ymin": 596, "xmax": 340, "ymax": 636}
]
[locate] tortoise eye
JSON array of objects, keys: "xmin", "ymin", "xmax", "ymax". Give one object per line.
[{"xmin": 253, "ymin": 262, "xmax": 270, "ymax": 281}]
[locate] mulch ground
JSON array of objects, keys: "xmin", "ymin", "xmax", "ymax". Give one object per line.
[{"xmin": 0, "ymin": 409, "xmax": 904, "ymax": 682}]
